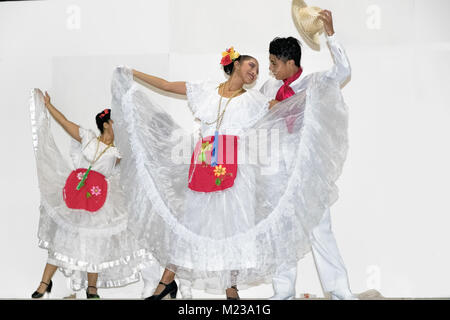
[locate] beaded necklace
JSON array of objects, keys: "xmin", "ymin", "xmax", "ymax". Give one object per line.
[
  {"xmin": 76, "ymin": 137, "xmax": 114, "ymax": 190},
  {"xmin": 206, "ymin": 82, "xmax": 244, "ymax": 167}
]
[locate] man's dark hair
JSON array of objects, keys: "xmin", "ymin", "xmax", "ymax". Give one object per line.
[{"xmin": 269, "ymin": 37, "xmax": 302, "ymax": 67}]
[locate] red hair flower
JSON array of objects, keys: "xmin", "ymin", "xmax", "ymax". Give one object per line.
[
  {"xmin": 220, "ymin": 47, "xmax": 240, "ymax": 66},
  {"xmin": 99, "ymin": 109, "xmax": 109, "ymax": 118},
  {"xmin": 220, "ymin": 55, "xmax": 232, "ymax": 66}
]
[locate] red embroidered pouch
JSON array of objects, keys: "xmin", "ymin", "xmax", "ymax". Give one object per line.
[
  {"xmin": 188, "ymin": 135, "xmax": 238, "ymax": 193},
  {"xmin": 63, "ymin": 168, "xmax": 108, "ymax": 212}
]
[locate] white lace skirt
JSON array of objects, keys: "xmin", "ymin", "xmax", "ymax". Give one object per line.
[{"xmin": 111, "ymin": 66, "xmax": 349, "ymax": 293}]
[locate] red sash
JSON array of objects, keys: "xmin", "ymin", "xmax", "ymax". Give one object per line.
[
  {"xmin": 276, "ymin": 68, "xmax": 303, "ymax": 133},
  {"xmin": 63, "ymin": 168, "xmax": 108, "ymax": 212},
  {"xmin": 188, "ymin": 135, "xmax": 238, "ymax": 193}
]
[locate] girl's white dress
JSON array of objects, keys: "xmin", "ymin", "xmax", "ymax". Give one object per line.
[
  {"xmin": 30, "ymin": 89, "xmax": 151, "ymax": 290},
  {"xmin": 111, "ymin": 66, "xmax": 349, "ymax": 293}
]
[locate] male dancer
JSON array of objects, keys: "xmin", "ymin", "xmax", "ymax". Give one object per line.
[{"xmin": 260, "ymin": 10, "xmax": 357, "ymax": 300}]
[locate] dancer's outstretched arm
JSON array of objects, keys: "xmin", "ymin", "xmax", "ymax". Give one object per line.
[
  {"xmin": 132, "ymin": 69, "xmax": 186, "ymax": 95},
  {"xmin": 39, "ymin": 89, "xmax": 81, "ymax": 142},
  {"xmin": 318, "ymin": 10, "xmax": 351, "ymax": 87}
]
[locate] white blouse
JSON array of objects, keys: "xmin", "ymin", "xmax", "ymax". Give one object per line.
[
  {"xmin": 70, "ymin": 127, "xmax": 121, "ymax": 177},
  {"xmin": 185, "ymin": 81, "xmax": 270, "ymax": 137}
]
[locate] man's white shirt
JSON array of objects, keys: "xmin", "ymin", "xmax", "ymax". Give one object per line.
[{"xmin": 260, "ymin": 34, "xmax": 351, "ymax": 98}]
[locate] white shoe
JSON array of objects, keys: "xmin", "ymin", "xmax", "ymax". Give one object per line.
[{"xmin": 269, "ymin": 292, "xmax": 295, "ymax": 300}]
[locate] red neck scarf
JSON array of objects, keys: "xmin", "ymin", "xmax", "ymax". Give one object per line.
[{"xmin": 275, "ymin": 67, "xmax": 303, "ymax": 101}]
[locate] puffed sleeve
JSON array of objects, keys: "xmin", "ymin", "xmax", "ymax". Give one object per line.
[
  {"xmin": 113, "ymin": 147, "xmax": 122, "ymax": 159},
  {"xmin": 69, "ymin": 127, "xmax": 96, "ymax": 167}
]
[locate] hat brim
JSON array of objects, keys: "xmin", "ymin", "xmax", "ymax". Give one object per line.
[
  {"xmin": 292, "ymin": 0, "xmax": 308, "ymax": 10},
  {"xmin": 295, "ymin": 18, "xmax": 322, "ymax": 51},
  {"xmin": 292, "ymin": 5, "xmax": 323, "ymax": 51}
]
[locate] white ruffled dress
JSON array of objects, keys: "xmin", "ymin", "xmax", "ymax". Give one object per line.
[
  {"xmin": 29, "ymin": 89, "xmax": 150, "ymax": 290},
  {"xmin": 111, "ymin": 66, "xmax": 349, "ymax": 293}
]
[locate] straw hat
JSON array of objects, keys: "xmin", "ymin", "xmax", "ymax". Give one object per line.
[{"xmin": 292, "ymin": 0, "xmax": 324, "ymax": 51}]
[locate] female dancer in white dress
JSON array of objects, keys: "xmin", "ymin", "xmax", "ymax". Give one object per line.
[
  {"xmin": 29, "ymin": 89, "xmax": 149, "ymax": 298},
  {"xmin": 111, "ymin": 46, "xmax": 349, "ymax": 299}
]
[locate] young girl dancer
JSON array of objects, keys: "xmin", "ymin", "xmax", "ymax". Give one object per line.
[{"xmin": 30, "ymin": 89, "xmax": 149, "ymax": 298}]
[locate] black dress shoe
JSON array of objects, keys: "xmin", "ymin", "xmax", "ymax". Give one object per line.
[
  {"xmin": 31, "ymin": 280, "xmax": 53, "ymax": 299},
  {"xmin": 145, "ymin": 281, "xmax": 178, "ymax": 300},
  {"xmin": 86, "ymin": 286, "xmax": 100, "ymax": 299},
  {"xmin": 226, "ymin": 286, "xmax": 240, "ymax": 300}
]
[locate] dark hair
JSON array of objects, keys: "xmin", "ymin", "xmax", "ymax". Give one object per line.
[
  {"xmin": 269, "ymin": 37, "xmax": 302, "ymax": 67},
  {"xmin": 223, "ymin": 55, "xmax": 255, "ymax": 76},
  {"xmin": 95, "ymin": 109, "xmax": 111, "ymax": 133}
]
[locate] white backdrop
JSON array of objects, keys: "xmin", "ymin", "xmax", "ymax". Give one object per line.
[{"xmin": 1, "ymin": 0, "xmax": 450, "ymax": 299}]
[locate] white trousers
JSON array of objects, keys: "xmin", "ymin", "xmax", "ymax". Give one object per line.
[{"xmin": 272, "ymin": 208, "xmax": 352, "ymax": 297}]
